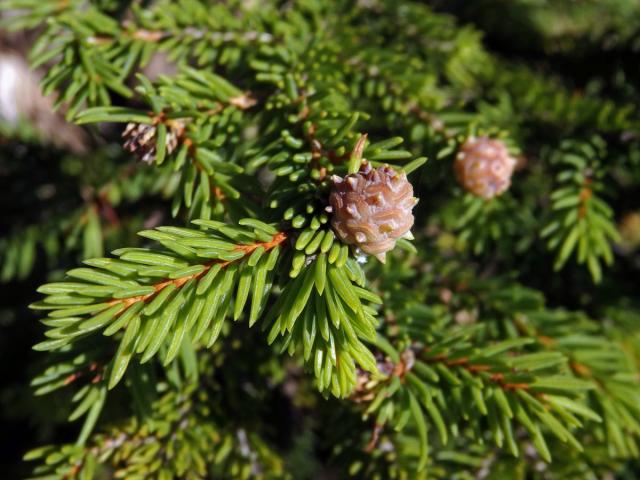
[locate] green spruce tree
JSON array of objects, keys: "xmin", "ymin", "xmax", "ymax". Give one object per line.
[{"xmin": 1, "ymin": 0, "xmax": 640, "ymax": 478}]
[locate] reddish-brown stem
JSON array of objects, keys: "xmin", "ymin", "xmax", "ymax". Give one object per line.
[
  {"xmin": 424, "ymin": 353, "xmax": 531, "ymax": 392},
  {"xmin": 364, "ymin": 423, "xmax": 383, "ymax": 453},
  {"xmin": 63, "ymin": 362, "xmax": 102, "ymax": 386},
  {"xmin": 578, "ymin": 180, "xmax": 593, "ymax": 219},
  {"xmin": 108, "ymin": 231, "xmax": 287, "ymax": 309}
]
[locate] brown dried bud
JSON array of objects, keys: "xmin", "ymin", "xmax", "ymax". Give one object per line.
[
  {"xmin": 618, "ymin": 211, "xmax": 640, "ymax": 253},
  {"xmin": 454, "ymin": 137, "xmax": 517, "ymax": 199},
  {"xmin": 351, "ymin": 354, "xmax": 395, "ymax": 404},
  {"xmin": 122, "ymin": 120, "xmax": 183, "ymax": 164},
  {"xmin": 328, "ymin": 163, "xmax": 417, "ymax": 262}
]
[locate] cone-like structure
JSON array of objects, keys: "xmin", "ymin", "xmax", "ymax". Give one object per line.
[
  {"xmin": 454, "ymin": 137, "xmax": 517, "ymax": 199},
  {"xmin": 122, "ymin": 121, "xmax": 183, "ymax": 164},
  {"xmin": 329, "ymin": 163, "xmax": 417, "ymax": 262}
]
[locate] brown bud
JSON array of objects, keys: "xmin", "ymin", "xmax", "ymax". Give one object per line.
[
  {"xmin": 122, "ymin": 120, "xmax": 183, "ymax": 164},
  {"xmin": 455, "ymin": 137, "xmax": 517, "ymax": 199},
  {"xmin": 329, "ymin": 163, "xmax": 417, "ymax": 262}
]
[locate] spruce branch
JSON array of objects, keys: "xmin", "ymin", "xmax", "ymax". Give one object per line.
[
  {"xmin": 24, "ymin": 384, "xmax": 288, "ymax": 479},
  {"xmin": 76, "ymin": 68, "xmax": 259, "ymax": 220},
  {"xmin": 356, "ymin": 330, "xmax": 599, "ymax": 467},
  {"xmin": 541, "ymin": 137, "xmax": 620, "ymax": 282},
  {"xmin": 515, "ymin": 310, "xmax": 640, "ymax": 458},
  {"xmin": 32, "ymin": 220, "xmax": 288, "ymax": 389},
  {"xmin": 5, "ymin": 1, "xmax": 640, "ymax": 477}
]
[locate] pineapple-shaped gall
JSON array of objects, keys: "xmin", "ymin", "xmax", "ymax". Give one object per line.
[
  {"xmin": 454, "ymin": 137, "xmax": 517, "ymax": 199},
  {"xmin": 122, "ymin": 120, "xmax": 184, "ymax": 164},
  {"xmin": 328, "ymin": 163, "xmax": 417, "ymax": 262}
]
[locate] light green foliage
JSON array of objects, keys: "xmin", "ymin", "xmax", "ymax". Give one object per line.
[
  {"xmin": 32, "ymin": 221, "xmax": 290, "ymax": 388},
  {"xmin": 268, "ymin": 255, "xmax": 381, "ymax": 396},
  {"xmin": 541, "ymin": 137, "xmax": 620, "ymax": 282}
]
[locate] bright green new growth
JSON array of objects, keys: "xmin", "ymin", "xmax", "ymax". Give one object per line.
[
  {"xmin": 33, "ymin": 219, "xmax": 382, "ymax": 399},
  {"xmin": 2, "ymin": 0, "xmax": 640, "ymax": 478}
]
